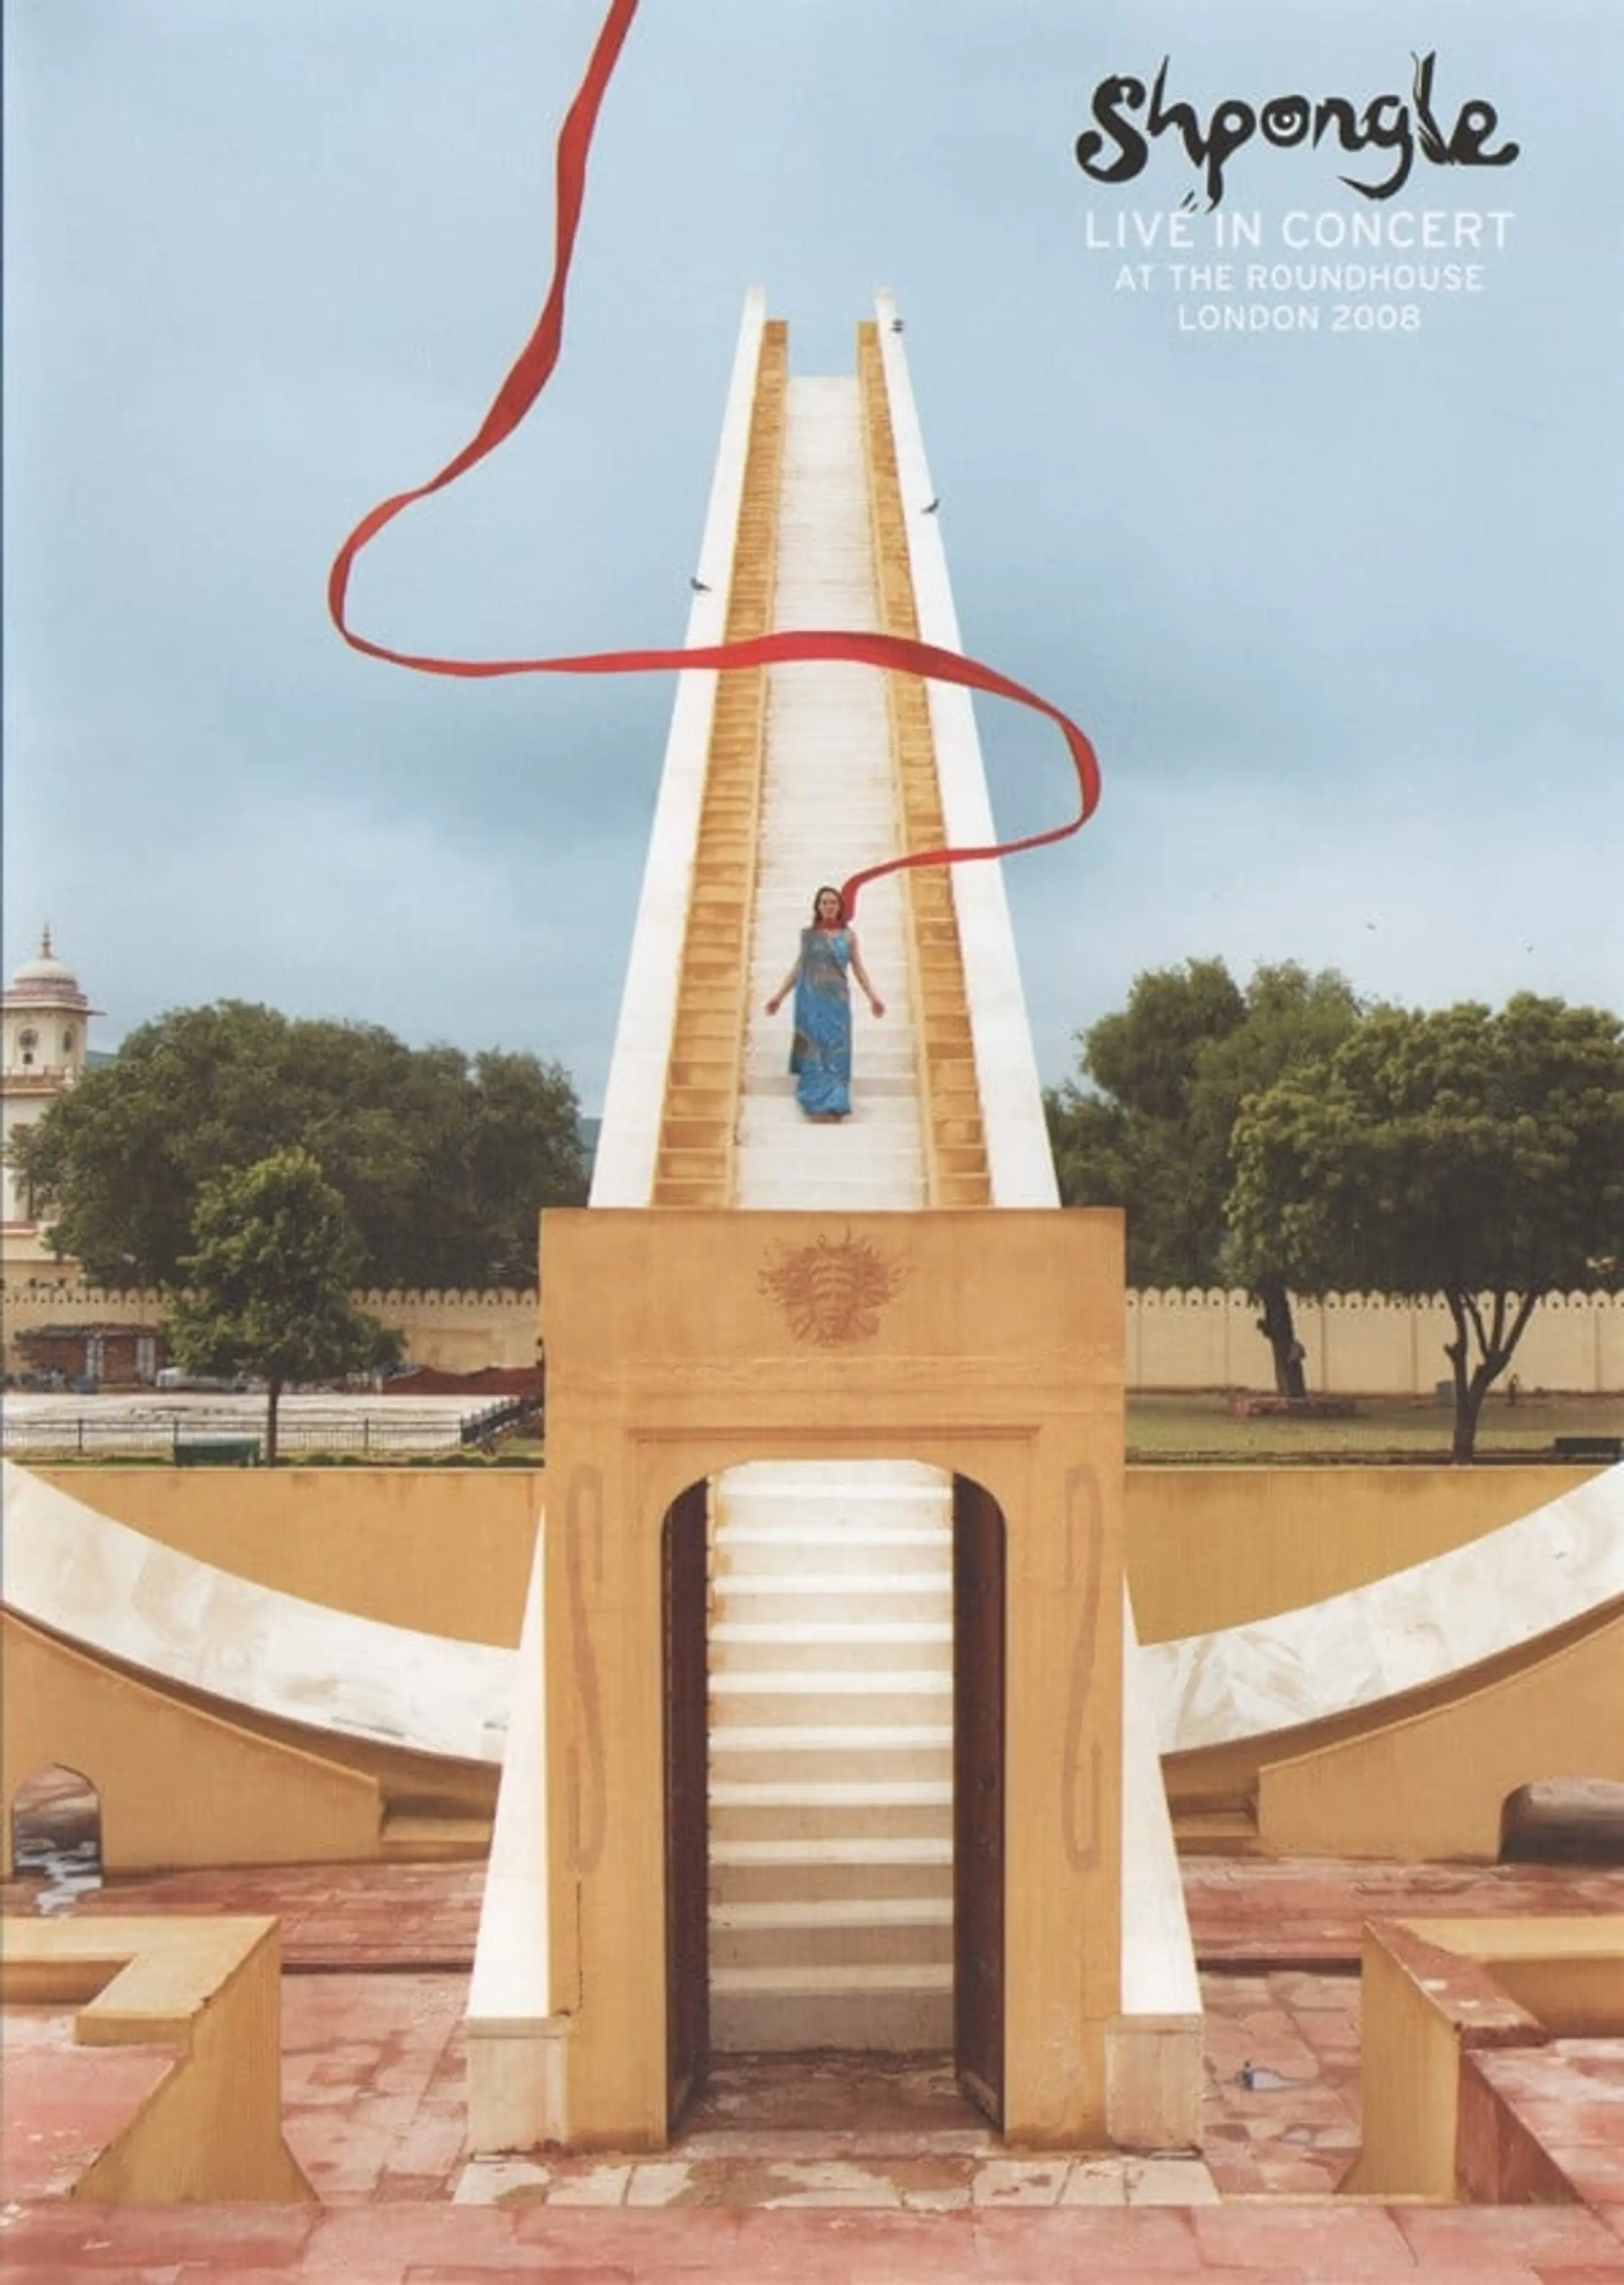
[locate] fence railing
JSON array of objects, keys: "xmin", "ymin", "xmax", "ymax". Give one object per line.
[
  {"xmin": 458, "ymin": 1396, "xmax": 542, "ymax": 1447},
  {"xmin": 1, "ymin": 1411, "xmax": 528, "ymax": 1459}
]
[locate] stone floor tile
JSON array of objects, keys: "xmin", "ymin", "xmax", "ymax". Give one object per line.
[
  {"xmin": 0, "ymin": 2204, "xmax": 321, "ymax": 2270},
  {"xmin": 1393, "ymin": 2201, "xmax": 1624, "ymax": 2269},
  {"xmin": 450, "ymin": 2158, "xmax": 552, "ymax": 2206},
  {"xmin": 542, "ymin": 2161, "xmax": 632, "ymax": 2206},
  {"xmin": 969, "ymin": 2156, "xmax": 1070, "ymax": 2206},
  {"xmin": 1057, "ymin": 2157, "xmax": 1129, "ymax": 2204},
  {"xmin": 754, "ymin": 2159, "xmax": 903, "ymax": 2209},
  {"xmin": 624, "ymin": 2160, "xmax": 694, "ymax": 2207},
  {"xmin": 1191, "ymin": 2198, "xmax": 1415, "ymax": 2270},
  {"xmin": 1127, "ymin": 2156, "xmax": 1221, "ymax": 2205}
]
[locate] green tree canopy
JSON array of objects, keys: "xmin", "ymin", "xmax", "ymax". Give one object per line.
[
  {"xmin": 11, "ymin": 1001, "xmax": 589, "ymax": 1288},
  {"xmin": 166, "ymin": 1149, "xmax": 402, "ymax": 1465},
  {"xmin": 1228, "ymin": 994, "xmax": 1624, "ymax": 1458},
  {"xmin": 1046, "ymin": 958, "xmax": 1363, "ymax": 1391}
]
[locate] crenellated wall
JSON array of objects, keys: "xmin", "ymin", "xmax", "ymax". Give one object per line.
[
  {"xmin": 6, "ymin": 1281, "xmax": 1621, "ymax": 1389},
  {"xmin": 1123, "ymin": 1287, "xmax": 1624, "ymax": 1395}
]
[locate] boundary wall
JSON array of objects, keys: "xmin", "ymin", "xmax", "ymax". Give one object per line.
[
  {"xmin": 27, "ymin": 1467, "xmax": 537, "ymax": 1648},
  {"xmin": 8, "ymin": 1282, "xmax": 1621, "ymax": 1390}
]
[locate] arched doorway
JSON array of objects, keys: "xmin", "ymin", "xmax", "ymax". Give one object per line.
[
  {"xmin": 10, "ymin": 1762, "xmax": 103, "ymax": 1909},
  {"xmin": 660, "ymin": 1463, "xmax": 1009, "ymax": 2132},
  {"xmin": 542, "ymin": 1203, "xmax": 1125, "ymax": 2151},
  {"xmin": 1501, "ymin": 1778, "xmax": 1624, "ymax": 1864}
]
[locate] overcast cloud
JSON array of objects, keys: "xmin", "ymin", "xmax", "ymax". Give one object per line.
[{"xmin": 5, "ymin": 0, "xmax": 1620, "ymax": 1105}]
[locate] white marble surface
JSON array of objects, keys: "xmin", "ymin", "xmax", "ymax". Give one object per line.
[
  {"xmin": 589, "ymin": 288, "xmax": 765, "ymax": 1208},
  {"xmin": 0, "ymin": 1460, "xmax": 514, "ymax": 1761},
  {"xmin": 874, "ymin": 290, "xmax": 1059, "ymax": 1210},
  {"xmin": 1120, "ymin": 1591, "xmax": 1201, "ymax": 2018},
  {"xmin": 467, "ymin": 1522, "xmax": 560, "ymax": 2156},
  {"xmin": 1144, "ymin": 1463, "xmax": 1624, "ymax": 1755}
]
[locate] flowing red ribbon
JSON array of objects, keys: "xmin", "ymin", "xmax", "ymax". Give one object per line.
[{"xmin": 327, "ymin": 0, "xmax": 1101, "ymax": 916}]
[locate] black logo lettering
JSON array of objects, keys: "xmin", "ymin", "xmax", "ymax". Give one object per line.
[{"xmin": 1073, "ymin": 51, "xmax": 1517, "ymax": 208}]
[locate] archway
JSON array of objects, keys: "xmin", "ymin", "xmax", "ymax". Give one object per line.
[
  {"xmin": 660, "ymin": 1457, "xmax": 1016, "ymax": 2135},
  {"xmin": 1501, "ymin": 1777, "xmax": 1624, "ymax": 1865},
  {"xmin": 544, "ymin": 1204, "xmax": 1123, "ymax": 2150},
  {"xmin": 10, "ymin": 1762, "xmax": 103, "ymax": 1907}
]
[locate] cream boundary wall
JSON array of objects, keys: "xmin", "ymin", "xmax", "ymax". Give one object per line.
[
  {"xmin": 1125, "ymin": 1464, "xmax": 1603, "ymax": 1642},
  {"xmin": 11, "ymin": 1280, "xmax": 1620, "ymax": 1388},
  {"xmin": 1, "ymin": 1282, "xmax": 544, "ymax": 1375},
  {"xmin": 1125, "ymin": 1287, "xmax": 1624, "ymax": 1395},
  {"xmin": 539, "ymin": 1205, "xmax": 1125, "ymax": 2150},
  {"xmin": 590, "ymin": 291, "xmax": 767, "ymax": 1209},
  {"xmin": 31, "ymin": 1467, "xmax": 537, "ymax": 1647}
]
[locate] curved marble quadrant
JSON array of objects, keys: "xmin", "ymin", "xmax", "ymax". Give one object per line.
[
  {"xmin": 0, "ymin": 1461, "xmax": 515, "ymax": 1762},
  {"xmin": 1143, "ymin": 1463, "xmax": 1624, "ymax": 1756}
]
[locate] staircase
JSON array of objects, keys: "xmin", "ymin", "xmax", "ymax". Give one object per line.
[
  {"xmin": 708, "ymin": 1461, "xmax": 954, "ymax": 2048},
  {"xmin": 707, "ymin": 371, "xmax": 955, "ymax": 2050}
]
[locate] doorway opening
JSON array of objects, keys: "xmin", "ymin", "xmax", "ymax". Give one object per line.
[
  {"xmin": 662, "ymin": 1461, "xmax": 1007, "ymax": 2137},
  {"xmin": 1500, "ymin": 1777, "xmax": 1624, "ymax": 1865},
  {"xmin": 10, "ymin": 1763, "xmax": 103, "ymax": 1911}
]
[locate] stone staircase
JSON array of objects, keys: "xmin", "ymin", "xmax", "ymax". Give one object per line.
[
  {"xmin": 707, "ymin": 1462, "xmax": 954, "ymax": 2048},
  {"xmin": 709, "ymin": 371, "xmax": 955, "ymax": 2051}
]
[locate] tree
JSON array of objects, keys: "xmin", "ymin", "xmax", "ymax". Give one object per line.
[
  {"xmin": 1228, "ymin": 994, "xmax": 1624, "ymax": 1459},
  {"xmin": 166, "ymin": 1150, "xmax": 401, "ymax": 1465},
  {"xmin": 11, "ymin": 1002, "xmax": 589, "ymax": 1289},
  {"xmin": 1046, "ymin": 959, "xmax": 1363, "ymax": 1392}
]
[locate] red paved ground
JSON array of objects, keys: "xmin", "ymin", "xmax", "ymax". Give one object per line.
[{"xmin": 4, "ymin": 1855, "xmax": 1623, "ymax": 2280}]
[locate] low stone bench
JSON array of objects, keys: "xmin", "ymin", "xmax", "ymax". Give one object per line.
[
  {"xmin": 0, "ymin": 1914, "xmax": 312, "ymax": 2201},
  {"xmin": 1227, "ymin": 1394, "xmax": 1358, "ymax": 1419}
]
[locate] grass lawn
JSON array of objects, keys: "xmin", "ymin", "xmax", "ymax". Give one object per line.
[{"xmin": 1125, "ymin": 1388, "xmax": 1624, "ymax": 1462}]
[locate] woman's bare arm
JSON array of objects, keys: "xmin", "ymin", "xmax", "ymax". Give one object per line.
[
  {"xmin": 764, "ymin": 954, "xmax": 801, "ymax": 1014},
  {"xmin": 848, "ymin": 932, "xmax": 885, "ymax": 1016}
]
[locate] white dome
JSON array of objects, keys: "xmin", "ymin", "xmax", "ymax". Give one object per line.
[{"xmin": 4, "ymin": 928, "xmax": 91, "ymax": 1011}]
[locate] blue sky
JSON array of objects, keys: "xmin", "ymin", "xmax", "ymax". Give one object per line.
[{"xmin": 5, "ymin": 0, "xmax": 1620, "ymax": 1108}]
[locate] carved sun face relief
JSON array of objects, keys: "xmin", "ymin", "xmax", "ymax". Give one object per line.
[{"xmin": 758, "ymin": 1230, "xmax": 907, "ymax": 1346}]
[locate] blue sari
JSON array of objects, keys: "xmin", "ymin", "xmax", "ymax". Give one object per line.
[{"xmin": 790, "ymin": 926, "xmax": 853, "ymax": 1116}]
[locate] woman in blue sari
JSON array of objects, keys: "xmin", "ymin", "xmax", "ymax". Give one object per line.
[{"xmin": 765, "ymin": 885, "xmax": 886, "ymax": 1121}]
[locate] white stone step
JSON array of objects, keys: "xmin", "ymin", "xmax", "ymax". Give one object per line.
[
  {"xmin": 710, "ymin": 1856, "xmax": 952, "ymax": 1911},
  {"xmin": 712, "ymin": 1576, "xmax": 950, "ymax": 1621},
  {"xmin": 710, "ymin": 1624, "xmax": 950, "ymax": 1679},
  {"xmin": 712, "ymin": 1812, "xmax": 952, "ymax": 1848},
  {"xmin": 710, "ymin": 1780, "xmax": 950, "ymax": 1810},
  {"xmin": 709, "ymin": 1725, "xmax": 952, "ymax": 1754},
  {"xmin": 712, "ymin": 1961, "xmax": 951, "ymax": 1997},
  {"xmin": 712, "ymin": 1897, "xmax": 952, "ymax": 1933},
  {"xmin": 721, "ymin": 1461, "xmax": 945, "ymax": 1492},
  {"xmin": 713, "ymin": 1548, "xmax": 947, "ymax": 1585},
  {"xmin": 710, "ymin": 1835, "xmax": 952, "ymax": 1867},
  {"xmin": 710, "ymin": 1984, "xmax": 953, "ymax": 2053},
  {"xmin": 714, "ymin": 1920, "xmax": 954, "ymax": 1973},
  {"xmin": 709, "ymin": 1677, "xmax": 949, "ymax": 1734},
  {"xmin": 718, "ymin": 1524, "xmax": 946, "ymax": 1546},
  {"xmin": 709, "ymin": 1746, "xmax": 950, "ymax": 1790},
  {"xmin": 716, "ymin": 1524, "xmax": 948, "ymax": 1554}
]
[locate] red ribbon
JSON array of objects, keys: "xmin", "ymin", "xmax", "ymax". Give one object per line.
[{"xmin": 327, "ymin": 0, "xmax": 1101, "ymax": 916}]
